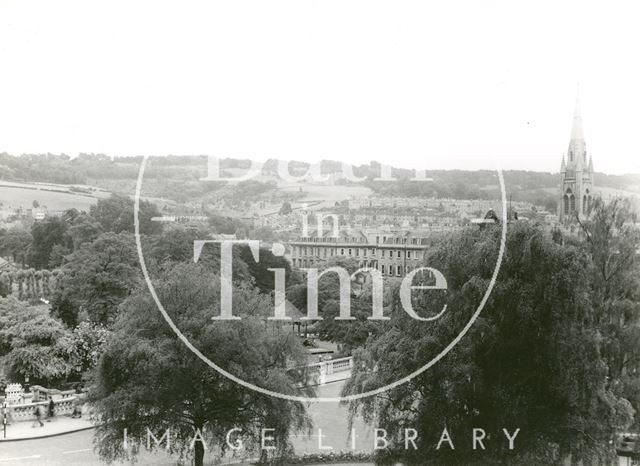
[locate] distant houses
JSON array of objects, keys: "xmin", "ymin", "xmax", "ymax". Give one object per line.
[{"xmin": 0, "ymin": 257, "xmax": 16, "ymax": 272}]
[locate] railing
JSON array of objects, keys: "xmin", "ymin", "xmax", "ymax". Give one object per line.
[
  {"xmin": 297, "ymin": 356, "xmax": 354, "ymax": 386},
  {"xmin": 4, "ymin": 397, "xmax": 77, "ymax": 422}
]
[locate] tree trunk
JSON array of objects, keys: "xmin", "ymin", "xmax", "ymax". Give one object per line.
[{"xmin": 194, "ymin": 440, "xmax": 204, "ymax": 466}]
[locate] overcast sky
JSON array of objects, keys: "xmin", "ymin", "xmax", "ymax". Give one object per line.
[{"xmin": 1, "ymin": 1, "xmax": 639, "ymax": 174}]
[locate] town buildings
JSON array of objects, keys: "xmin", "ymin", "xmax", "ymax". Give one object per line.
[{"xmin": 289, "ymin": 228, "xmax": 436, "ymax": 278}]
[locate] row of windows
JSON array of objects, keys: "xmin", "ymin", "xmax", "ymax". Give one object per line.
[
  {"xmin": 380, "ymin": 264, "xmax": 406, "ymax": 276},
  {"xmin": 563, "ymin": 188, "xmax": 591, "ymax": 215},
  {"xmin": 290, "ymin": 258, "xmax": 418, "ymax": 277},
  {"xmin": 292, "ymin": 246, "xmax": 422, "ymax": 260},
  {"xmin": 295, "ymin": 236, "xmax": 426, "ymax": 245},
  {"xmin": 295, "ymin": 236, "xmax": 367, "ymax": 244}
]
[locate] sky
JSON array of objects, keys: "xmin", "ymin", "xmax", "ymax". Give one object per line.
[{"xmin": 0, "ymin": 0, "xmax": 639, "ymax": 175}]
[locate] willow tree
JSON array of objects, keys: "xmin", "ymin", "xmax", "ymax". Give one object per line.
[
  {"xmin": 91, "ymin": 263, "xmax": 312, "ymax": 466},
  {"xmin": 576, "ymin": 197, "xmax": 640, "ymax": 430},
  {"xmin": 344, "ymin": 222, "xmax": 633, "ymax": 465}
]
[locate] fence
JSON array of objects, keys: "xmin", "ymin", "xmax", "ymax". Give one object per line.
[
  {"xmin": 301, "ymin": 356, "xmax": 354, "ymax": 385},
  {"xmin": 3, "ymin": 397, "xmax": 77, "ymax": 423}
]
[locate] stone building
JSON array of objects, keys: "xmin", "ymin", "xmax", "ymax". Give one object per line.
[
  {"xmin": 559, "ymin": 93, "xmax": 594, "ymax": 222},
  {"xmin": 288, "ymin": 228, "xmax": 432, "ymax": 278}
]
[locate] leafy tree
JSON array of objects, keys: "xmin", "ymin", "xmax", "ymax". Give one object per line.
[
  {"xmin": 150, "ymin": 225, "xmax": 205, "ymax": 264},
  {"xmin": 67, "ymin": 212, "xmax": 103, "ymax": 249},
  {"xmin": 237, "ymin": 245, "xmax": 296, "ymax": 295},
  {"xmin": 91, "ymin": 263, "xmax": 311, "ymax": 466},
  {"xmin": 28, "ymin": 215, "xmax": 72, "ymax": 269},
  {"xmin": 66, "ymin": 322, "xmax": 111, "ymax": 374},
  {"xmin": 0, "ymin": 227, "xmax": 32, "ymax": 266},
  {"xmin": 0, "ymin": 274, "xmax": 10, "ymax": 298},
  {"xmin": 287, "ymin": 257, "xmax": 388, "ymax": 354},
  {"xmin": 51, "ymin": 232, "xmax": 140, "ymax": 326},
  {"xmin": 343, "ymin": 222, "xmax": 632, "ymax": 465},
  {"xmin": 577, "ymin": 197, "xmax": 640, "ymax": 429},
  {"xmin": 0, "ymin": 297, "xmax": 72, "ymax": 385},
  {"xmin": 279, "ymin": 202, "xmax": 292, "ymax": 215},
  {"xmin": 90, "ymin": 194, "xmax": 162, "ymax": 236}
]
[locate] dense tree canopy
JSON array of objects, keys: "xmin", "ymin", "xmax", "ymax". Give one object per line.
[
  {"xmin": 51, "ymin": 232, "xmax": 140, "ymax": 326},
  {"xmin": 0, "ymin": 227, "xmax": 32, "ymax": 266},
  {"xmin": 576, "ymin": 197, "xmax": 640, "ymax": 431},
  {"xmin": 0, "ymin": 297, "xmax": 73, "ymax": 385},
  {"xmin": 28, "ymin": 215, "xmax": 72, "ymax": 269},
  {"xmin": 286, "ymin": 256, "xmax": 401, "ymax": 355},
  {"xmin": 343, "ymin": 221, "xmax": 635, "ymax": 465},
  {"xmin": 91, "ymin": 263, "xmax": 311, "ymax": 466},
  {"xmin": 89, "ymin": 194, "xmax": 162, "ymax": 236}
]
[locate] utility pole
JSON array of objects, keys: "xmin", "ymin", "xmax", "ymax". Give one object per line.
[{"xmin": 3, "ymin": 401, "xmax": 6, "ymax": 439}]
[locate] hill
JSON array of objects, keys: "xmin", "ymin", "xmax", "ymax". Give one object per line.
[{"xmin": 1, "ymin": 154, "xmax": 638, "ymax": 214}]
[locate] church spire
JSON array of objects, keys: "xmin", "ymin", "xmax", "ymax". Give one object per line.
[
  {"xmin": 570, "ymin": 91, "xmax": 584, "ymax": 142},
  {"xmin": 566, "ymin": 87, "xmax": 587, "ymax": 168},
  {"xmin": 559, "ymin": 87, "xmax": 594, "ymax": 223}
]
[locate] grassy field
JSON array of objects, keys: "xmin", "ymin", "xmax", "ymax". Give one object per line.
[{"xmin": 0, "ymin": 185, "xmax": 100, "ymax": 212}]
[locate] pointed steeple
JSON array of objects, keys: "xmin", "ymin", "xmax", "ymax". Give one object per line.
[
  {"xmin": 567, "ymin": 87, "xmax": 587, "ymax": 169},
  {"xmin": 559, "ymin": 87, "xmax": 594, "ymax": 223},
  {"xmin": 570, "ymin": 91, "xmax": 584, "ymax": 141}
]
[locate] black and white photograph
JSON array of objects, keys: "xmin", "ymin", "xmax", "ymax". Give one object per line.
[{"xmin": 1, "ymin": 1, "xmax": 639, "ymax": 465}]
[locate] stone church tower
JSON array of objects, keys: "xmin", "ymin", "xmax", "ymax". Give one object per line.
[{"xmin": 559, "ymin": 93, "xmax": 594, "ymax": 222}]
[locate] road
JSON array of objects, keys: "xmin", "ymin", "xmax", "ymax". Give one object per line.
[
  {"xmin": 0, "ymin": 381, "xmax": 374, "ymax": 466},
  {"xmin": 0, "ymin": 429, "xmax": 176, "ymax": 466}
]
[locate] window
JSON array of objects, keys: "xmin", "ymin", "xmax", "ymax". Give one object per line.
[
  {"xmin": 382, "ymin": 250, "xmax": 385, "ymax": 258},
  {"xmin": 341, "ymin": 248, "xmax": 345, "ymax": 255},
  {"xmin": 355, "ymin": 249, "xmax": 359, "ymax": 256},
  {"xmin": 348, "ymin": 248, "xmax": 352, "ymax": 256},
  {"xmin": 371, "ymin": 248, "xmax": 376, "ymax": 255},
  {"xmin": 397, "ymin": 265, "xmax": 402, "ymax": 275},
  {"xmin": 407, "ymin": 251, "xmax": 411, "ymax": 259},
  {"xmin": 376, "ymin": 236, "xmax": 380, "ymax": 244},
  {"xmin": 397, "ymin": 250, "xmax": 401, "ymax": 258},
  {"xmin": 381, "ymin": 265, "xmax": 386, "ymax": 274},
  {"xmin": 389, "ymin": 266, "xmax": 393, "ymax": 276}
]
